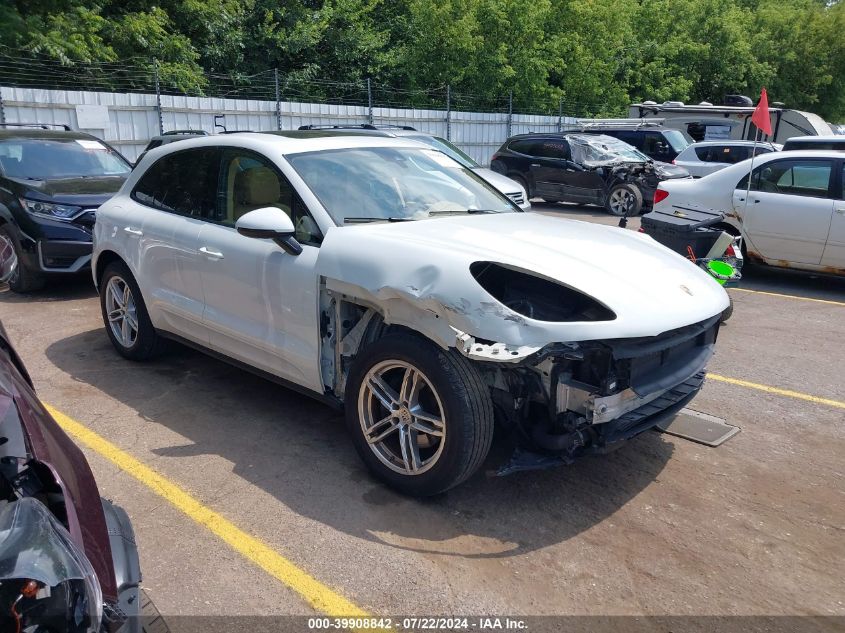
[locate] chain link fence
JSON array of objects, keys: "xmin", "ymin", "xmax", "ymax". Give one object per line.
[{"xmin": 0, "ymin": 51, "xmax": 623, "ymax": 164}]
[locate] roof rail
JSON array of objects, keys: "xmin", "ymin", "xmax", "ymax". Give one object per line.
[
  {"xmin": 561, "ymin": 118, "xmax": 666, "ymax": 131},
  {"xmin": 162, "ymin": 129, "xmax": 208, "ymax": 136},
  {"xmin": 297, "ymin": 124, "xmax": 417, "ymax": 131},
  {"xmin": 0, "ymin": 122, "xmax": 72, "ymax": 131}
]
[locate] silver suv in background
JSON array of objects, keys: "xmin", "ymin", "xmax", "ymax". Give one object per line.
[{"xmin": 674, "ymin": 140, "xmax": 781, "ymax": 178}]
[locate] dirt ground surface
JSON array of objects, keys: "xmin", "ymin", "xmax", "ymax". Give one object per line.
[{"xmin": 1, "ymin": 203, "xmax": 843, "ymax": 630}]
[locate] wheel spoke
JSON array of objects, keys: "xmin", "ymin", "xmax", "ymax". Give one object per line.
[
  {"xmin": 107, "ymin": 308, "xmax": 124, "ymax": 323},
  {"xmin": 399, "ymin": 427, "xmax": 422, "ymax": 473},
  {"xmin": 366, "ymin": 415, "xmax": 400, "ymax": 444},
  {"xmin": 122, "ymin": 283, "xmax": 131, "ymax": 307},
  {"xmin": 368, "ymin": 374, "xmax": 399, "ymax": 411},
  {"xmin": 399, "ymin": 367, "xmax": 423, "ymax": 407},
  {"xmin": 120, "ymin": 315, "xmax": 131, "ymax": 346},
  {"xmin": 410, "ymin": 410, "xmax": 444, "ymax": 437},
  {"xmin": 108, "ymin": 281, "xmax": 124, "ymax": 310}
]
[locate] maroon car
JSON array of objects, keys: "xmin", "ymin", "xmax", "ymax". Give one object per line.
[{"xmin": 0, "ymin": 317, "xmax": 142, "ymax": 632}]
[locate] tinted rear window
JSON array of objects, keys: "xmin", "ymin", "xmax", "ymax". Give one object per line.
[{"xmin": 131, "ymin": 147, "xmax": 220, "ymax": 219}]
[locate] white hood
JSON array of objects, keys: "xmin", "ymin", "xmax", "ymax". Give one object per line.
[
  {"xmin": 317, "ymin": 212, "xmax": 728, "ymax": 350},
  {"xmin": 472, "ymin": 167, "xmax": 522, "ymax": 194}
]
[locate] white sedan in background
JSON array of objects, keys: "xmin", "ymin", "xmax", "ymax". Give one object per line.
[
  {"xmin": 673, "ymin": 141, "xmax": 780, "ymax": 178},
  {"xmin": 654, "ymin": 150, "xmax": 845, "ymax": 274}
]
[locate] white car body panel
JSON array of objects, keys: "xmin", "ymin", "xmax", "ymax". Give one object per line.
[
  {"xmin": 472, "ymin": 167, "xmax": 530, "ymax": 209},
  {"xmin": 317, "ymin": 213, "xmax": 728, "ymax": 355},
  {"xmin": 94, "ymin": 133, "xmax": 728, "ymax": 399},
  {"xmin": 653, "ymin": 150, "xmax": 845, "ymax": 274}
]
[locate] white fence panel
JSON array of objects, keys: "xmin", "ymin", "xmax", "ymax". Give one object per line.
[{"xmin": 1, "ymin": 86, "xmax": 565, "ymax": 164}]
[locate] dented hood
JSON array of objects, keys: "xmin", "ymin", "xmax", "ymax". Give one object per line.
[{"xmin": 317, "ymin": 212, "xmax": 728, "ymax": 349}]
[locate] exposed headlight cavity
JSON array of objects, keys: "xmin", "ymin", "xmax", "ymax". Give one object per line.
[{"xmin": 470, "ymin": 262, "xmax": 616, "ymax": 322}]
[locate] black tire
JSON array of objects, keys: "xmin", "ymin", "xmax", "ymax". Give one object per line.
[
  {"xmin": 140, "ymin": 589, "xmax": 170, "ymax": 633},
  {"xmin": 721, "ymin": 296, "xmax": 734, "ymax": 323},
  {"xmin": 99, "ymin": 261, "xmax": 166, "ymax": 360},
  {"xmin": 0, "ymin": 225, "xmax": 46, "ymax": 293},
  {"xmin": 605, "ymin": 183, "xmax": 643, "ymax": 217},
  {"xmin": 345, "ymin": 333, "xmax": 494, "ymax": 496}
]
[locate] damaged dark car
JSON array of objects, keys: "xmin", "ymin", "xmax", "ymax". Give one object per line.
[{"xmin": 490, "ymin": 133, "xmax": 691, "ymax": 216}]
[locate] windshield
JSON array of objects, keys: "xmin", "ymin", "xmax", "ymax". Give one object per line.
[
  {"xmin": 407, "ymin": 136, "xmax": 479, "ymax": 168},
  {"xmin": 287, "ymin": 146, "xmax": 516, "ymax": 224},
  {"xmin": 0, "ymin": 138, "xmax": 131, "ymax": 180},
  {"xmin": 664, "ymin": 129, "xmax": 693, "ymax": 152},
  {"xmin": 570, "ymin": 136, "xmax": 649, "ymax": 163}
]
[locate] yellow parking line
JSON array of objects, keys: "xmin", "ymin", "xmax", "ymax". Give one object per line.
[
  {"xmin": 45, "ymin": 405, "xmax": 370, "ymax": 618},
  {"xmin": 708, "ymin": 374, "xmax": 845, "ymax": 409},
  {"xmin": 728, "ymin": 287, "xmax": 845, "ymax": 307}
]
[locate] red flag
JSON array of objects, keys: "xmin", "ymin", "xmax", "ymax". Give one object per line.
[{"xmin": 751, "ymin": 88, "xmax": 773, "ymax": 136}]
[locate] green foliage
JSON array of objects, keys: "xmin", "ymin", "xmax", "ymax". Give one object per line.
[{"xmin": 1, "ymin": 0, "xmax": 844, "ymax": 119}]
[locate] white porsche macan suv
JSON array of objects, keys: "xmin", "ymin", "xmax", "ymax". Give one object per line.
[{"xmin": 93, "ymin": 133, "xmax": 728, "ymax": 496}]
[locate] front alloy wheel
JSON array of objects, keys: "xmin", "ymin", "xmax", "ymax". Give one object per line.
[
  {"xmin": 359, "ymin": 360, "xmax": 446, "ymax": 475},
  {"xmin": 346, "ymin": 332, "xmax": 494, "ymax": 496},
  {"xmin": 105, "ymin": 276, "xmax": 139, "ymax": 349},
  {"xmin": 606, "ymin": 183, "xmax": 643, "ymax": 217}
]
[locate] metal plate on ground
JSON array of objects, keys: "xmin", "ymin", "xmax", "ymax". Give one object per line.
[{"xmin": 655, "ymin": 408, "xmax": 740, "ymax": 446}]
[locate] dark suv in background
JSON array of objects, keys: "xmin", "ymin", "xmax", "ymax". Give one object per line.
[
  {"xmin": 490, "ymin": 133, "xmax": 690, "ymax": 216},
  {"xmin": 0, "ymin": 124, "xmax": 131, "ymax": 291}
]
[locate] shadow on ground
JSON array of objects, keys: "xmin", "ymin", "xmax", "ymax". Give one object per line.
[{"xmin": 47, "ymin": 328, "xmax": 675, "ymax": 559}]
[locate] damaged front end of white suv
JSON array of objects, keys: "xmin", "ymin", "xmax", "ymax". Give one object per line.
[{"xmin": 316, "ymin": 212, "xmax": 727, "ymax": 474}]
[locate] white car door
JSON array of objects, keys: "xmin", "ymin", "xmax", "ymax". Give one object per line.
[
  {"xmin": 821, "ymin": 161, "xmax": 845, "ymax": 270},
  {"xmin": 130, "ymin": 147, "xmax": 217, "ymax": 344},
  {"xmin": 732, "ymin": 157, "xmax": 834, "ymax": 265},
  {"xmin": 195, "ymin": 148, "xmax": 324, "ymax": 391}
]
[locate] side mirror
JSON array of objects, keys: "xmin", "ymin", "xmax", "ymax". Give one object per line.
[{"xmin": 236, "ymin": 207, "xmax": 302, "ymax": 256}]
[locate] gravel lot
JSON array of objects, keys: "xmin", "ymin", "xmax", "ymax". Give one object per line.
[{"xmin": 1, "ymin": 203, "xmax": 843, "ymax": 629}]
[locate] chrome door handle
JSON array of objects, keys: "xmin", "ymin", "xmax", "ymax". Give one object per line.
[
  {"xmin": 123, "ymin": 227, "xmax": 143, "ymax": 236},
  {"xmin": 198, "ymin": 246, "xmax": 224, "ymax": 259}
]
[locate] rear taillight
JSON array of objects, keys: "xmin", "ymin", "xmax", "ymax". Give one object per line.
[
  {"xmin": 725, "ymin": 244, "xmax": 736, "ymax": 257},
  {"xmin": 653, "ymin": 188, "xmax": 669, "ymax": 204},
  {"xmin": 638, "ymin": 227, "xmax": 645, "ymax": 233},
  {"xmin": 671, "ymin": 159, "xmax": 676, "ymax": 164}
]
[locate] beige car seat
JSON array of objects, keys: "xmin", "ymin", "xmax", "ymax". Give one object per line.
[{"xmin": 233, "ymin": 166, "xmax": 290, "ymax": 220}]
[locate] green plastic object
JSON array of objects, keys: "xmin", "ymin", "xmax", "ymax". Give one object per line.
[{"xmin": 706, "ymin": 259, "xmax": 736, "ymax": 285}]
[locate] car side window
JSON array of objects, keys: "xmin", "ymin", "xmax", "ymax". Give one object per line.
[
  {"xmin": 509, "ymin": 140, "xmax": 539, "ymax": 156},
  {"xmin": 739, "ymin": 159, "xmax": 833, "ymax": 198},
  {"xmin": 533, "ymin": 140, "xmax": 570, "ymax": 160},
  {"xmin": 840, "ymin": 164, "xmax": 845, "ymax": 200},
  {"xmin": 218, "ymin": 148, "xmax": 323, "ymax": 245},
  {"xmin": 132, "ymin": 148, "xmax": 220, "ymax": 219}
]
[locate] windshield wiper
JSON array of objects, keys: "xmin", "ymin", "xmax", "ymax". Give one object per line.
[
  {"xmin": 427, "ymin": 208, "xmax": 499, "ymax": 216},
  {"xmin": 343, "ymin": 216, "xmax": 412, "ymax": 224}
]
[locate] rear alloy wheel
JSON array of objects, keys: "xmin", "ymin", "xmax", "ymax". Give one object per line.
[
  {"xmin": 100, "ymin": 261, "xmax": 166, "ymax": 360},
  {"xmin": 606, "ymin": 183, "xmax": 643, "ymax": 217},
  {"xmin": 0, "ymin": 225, "xmax": 46, "ymax": 293},
  {"xmin": 346, "ymin": 333, "xmax": 494, "ymax": 496}
]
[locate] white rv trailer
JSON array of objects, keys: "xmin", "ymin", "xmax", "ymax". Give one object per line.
[{"xmin": 629, "ymin": 101, "xmax": 834, "ymax": 144}]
